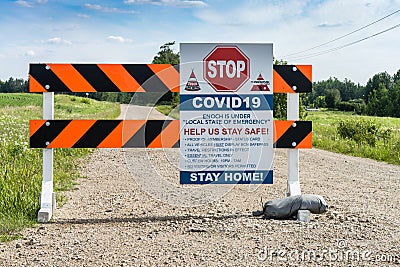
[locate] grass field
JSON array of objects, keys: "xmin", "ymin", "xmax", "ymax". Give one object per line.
[
  {"xmin": 307, "ymin": 110, "xmax": 400, "ymax": 165},
  {"xmin": 0, "ymin": 93, "xmax": 119, "ymax": 241}
]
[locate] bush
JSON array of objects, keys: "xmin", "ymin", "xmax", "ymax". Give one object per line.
[
  {"xmin": 338, "ymin": 101, "xmax": 356, "ymax": 112},
  {"xmin": 80, "ymin": 98, "xmax": 90, "ymax": 104},
  {"xmin": 337, "ymin": 99, "xmax": 366, "ymax": 114},
  {"xmin": 337, "ymin": 119, "xmax": 392, "ymax": 146}
]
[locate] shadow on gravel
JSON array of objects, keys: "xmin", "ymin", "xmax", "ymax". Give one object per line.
[{"xmin": 52, "ymin": 213, "xmax": 253, "ymax": 225}]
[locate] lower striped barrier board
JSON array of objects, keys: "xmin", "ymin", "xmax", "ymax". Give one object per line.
[
  {"xmin": 30, "ymin": 120, "xmax": 312, "ymax": 149},
  {"xmin": 273, "ymin": 120, "xmax": 312, "ymax": 149},
  {"xmin": 30, "ymin": 120, "xmax": 180, "ymax": 148}
]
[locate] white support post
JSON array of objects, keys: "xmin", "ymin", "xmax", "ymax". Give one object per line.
[
  {"xmin": 38, "ymin": 92, "xmax": 55, "ymax": 223},
  {"xmin": 287, "ymin": 92, "xmax": 310, "ymax": 222},
  {"xmin": 287, "ymin": 93, "xmax": 301, "ymax": 197}
]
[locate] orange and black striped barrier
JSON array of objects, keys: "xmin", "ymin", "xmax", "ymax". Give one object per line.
[
  {"xmin": 273, "ymin": 65, "xmax": 312, "ymax": 93},
  {"xmin": 273, "ymin": 120, "xmax": 312, "ymax": 149},
  {"xmin": 30, "ymin": 120, "xmax": 180, "ymax": 148},
  {"xmin": 30, "ymin": 119, "xmax": 311, "ymax": 149},
  {"xmin": 29, "ymin": 63, "xmax": 313, "ymax": 149},
  {"xmin": 29, "ymin": 64, "xmax": 180, "ymax": 93},
  {"xmin": 29, "ymin": 64, "xmax": 312, "ymax": 93}
]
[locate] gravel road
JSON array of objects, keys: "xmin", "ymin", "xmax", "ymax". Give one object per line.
[{"xmin": 1, "ymin": 105, "xmax": 399, "ymax": 266}]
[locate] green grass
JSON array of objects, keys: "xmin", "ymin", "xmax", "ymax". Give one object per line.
[
  {"xmin": 55, "ymin": 95, "xmax": 120, "ymax": 119},
  {"xmin": 156, "ymin": 104, "xmax": 180, "ymax": 119},
  {"xmin": 0, "ymin": 93, "xmax": 120, "ymax": 240},
  {"xmin": 307, "ymin": 110, "xmax": 400, "ymax": 165},
  {"xmin": 0, "ymin": 234, "xmax": 23, "ymax": 242},
  {"xmin": 0, "ymin": 93, "xmax": 42, "ymax": 108}
]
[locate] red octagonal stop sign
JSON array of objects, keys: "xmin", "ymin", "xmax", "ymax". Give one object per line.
[{"xmin": 203, "ymin": 46, "xmax": 250, "ymax": 92}]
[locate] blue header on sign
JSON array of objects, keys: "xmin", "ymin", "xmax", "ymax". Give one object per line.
[{"xmin": 180, "ymin": 94, "xmax": 273, "ymax": 111}]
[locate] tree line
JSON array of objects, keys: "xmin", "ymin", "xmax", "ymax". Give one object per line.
[
  {"xmin": 307, "ymin": 70, "xmax": 400, "ymax": 117},
  {"xmin": 0, "ymin": 77, "xmax": 28, "ymax": 93}
]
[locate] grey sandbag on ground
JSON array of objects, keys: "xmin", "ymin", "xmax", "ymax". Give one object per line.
[{"xmin": 253, "ymin": 194, "xmax": 328, "ymax": 219}]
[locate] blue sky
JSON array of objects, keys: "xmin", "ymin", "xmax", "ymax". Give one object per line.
[{"xmin": 0, "ymin": 0, "xmax": 399, "ymax": 84}]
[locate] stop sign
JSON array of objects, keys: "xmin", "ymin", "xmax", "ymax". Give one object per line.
[{"xmin": 203, "ymin": 46, "xmax": 250, "ymax": 92}]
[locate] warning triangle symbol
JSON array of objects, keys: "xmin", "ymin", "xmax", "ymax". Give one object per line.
[
  {"xmin": 251, "ymin": 73, "xmax": 270, "ymax": 91},
  {"xmin": 185, "ymin": 70, "xmax": 201, "ymax": 91}
]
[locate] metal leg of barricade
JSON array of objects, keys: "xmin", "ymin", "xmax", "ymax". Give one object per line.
[
  {"xmin": 38, "ymin": 92, "xmax": 55, "ymax": 223},
  {"xmin": 287, "ymin": 93, "xmax": 310, "ymax": 222}
]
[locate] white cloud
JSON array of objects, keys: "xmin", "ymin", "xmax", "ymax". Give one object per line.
[
  {"xmin": 15, "ymin": 0, "xmax": 47, "ymax": 7},
  {"xmin": 317, "ymin": 22, "xmax": 345, "ymax": 28},
  {"xmin": 123, "ymin": 0, "xmax": 145, "ymax": 3},
  {"xmin": 167, "ymin": 0, "xmax": 208, "ymax": 8},
  {"xmin": 84, "ymin": 3, "xmax": 102, "ymax": 10},
  {"xmin": 124, "ymin": 0, "xmax": 208, "ymax": 8},
  {"xmin": 84, "ymin": 3, "xmax": 136, "ymax": 14},
  {"xmin": 107, "ymin": 35, "xmax": 133, "ymax": 43},
  {"xmin": 24, "ymin": 50, "xmax": 35, "ymax": 56},
  {"xmin": 52, "ymin": 24, "xmax": 80, "ymax": 32},
  {"xmin": 44, "ymin": 37, "xmax": 73, "ymax": 45},
  {"xmin": 77, "ymin": 13, "xmax": 91, "ymax": 19},
  {"xmin": 195, "ymin": 1, "xmax": 306, "ymax": 26},
  {"xmin": 15, "ymin": 0, "xmax": 32, "ymax": 7}
]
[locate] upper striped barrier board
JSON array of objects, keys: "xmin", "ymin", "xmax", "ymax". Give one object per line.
[
  {"xmin": 29, "ymin": 64, "xmax": 311, "ymax": 93},
  {"xmin": 273, "ymin": 65, "xmax": 312, "ymax": 93},
  {"xmin": 29, "ymin": 64, "xmax": 180, "ymax": 93}
]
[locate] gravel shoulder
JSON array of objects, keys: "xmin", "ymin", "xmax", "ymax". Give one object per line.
[{"xmin": 1, "ymin": 106, "xmax": 399, "ymax": 266}]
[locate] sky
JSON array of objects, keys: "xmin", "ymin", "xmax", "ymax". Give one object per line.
[{"xmin": 0, "ymin": 0, "xmax": 399, "ymax": 84}]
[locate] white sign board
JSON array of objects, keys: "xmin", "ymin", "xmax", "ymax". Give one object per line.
[{"xmin": 180, "ymin": 43, "xmax": 274, "ymax": 184}]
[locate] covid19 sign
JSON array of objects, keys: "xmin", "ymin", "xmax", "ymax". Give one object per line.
[{"xmin": 180, "ymin": 43, "xmax": 274, "ymax": 184}]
